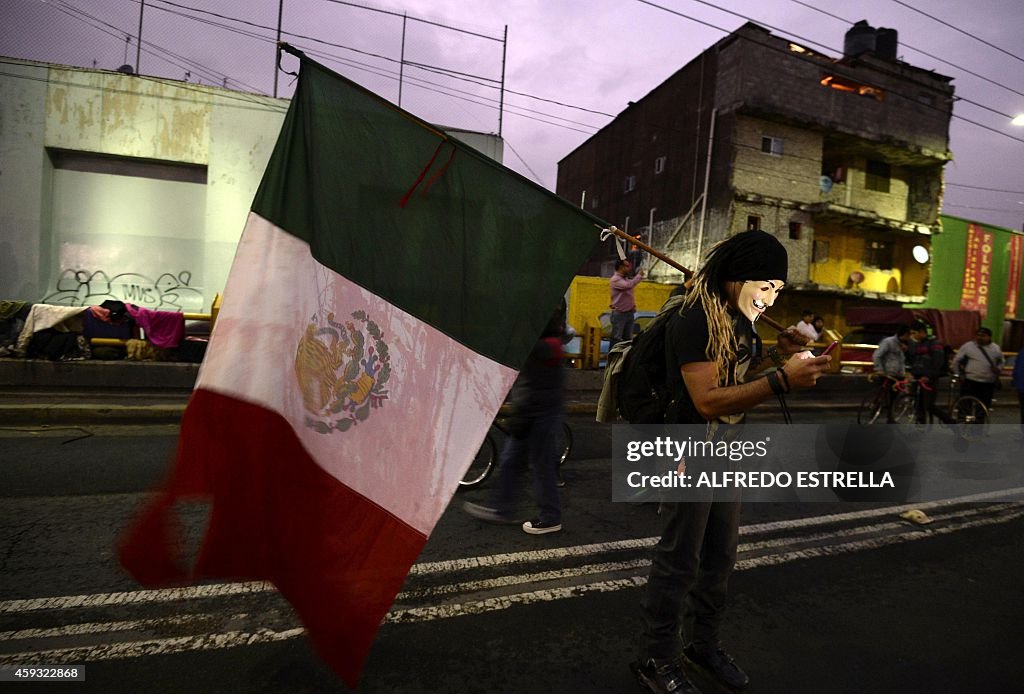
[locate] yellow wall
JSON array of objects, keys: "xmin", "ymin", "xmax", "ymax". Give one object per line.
[
  {"xmin": 809, "ymin": 227, "xmax": 929, "ymax": 296},
  {"xmin": 567, "ymin": 276, "xmax": 676, "ymax": 332}
]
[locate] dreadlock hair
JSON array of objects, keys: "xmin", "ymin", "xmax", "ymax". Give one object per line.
[{"xmin": 681, "ymin": 240, "xmax": 741, "ymax": 385}]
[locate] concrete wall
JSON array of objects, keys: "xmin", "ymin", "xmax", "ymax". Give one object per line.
[
  {"xmin": 715, "ymin": 25, "xmax": 953, "ymax": 158},
  {"xmin": 0, "ymin": 60, "xmax": 287, "ymax": 311},
  {"xmin": 0, "ymin": 60, "xmax": 505, "ymax": 311},
  {"xmin": 566, "ymin": 275, "xmax": 675, "ymax": 335}
]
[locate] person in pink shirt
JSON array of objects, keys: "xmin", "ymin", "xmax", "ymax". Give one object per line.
[{"xmin": 610, "ymin": 258, "xmax": 645, "ymax": 346}]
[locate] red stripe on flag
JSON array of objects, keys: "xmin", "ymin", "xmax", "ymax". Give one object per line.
[{"xmin": 119, "ymin": 388, "xmax": 425, "ymax": 686}]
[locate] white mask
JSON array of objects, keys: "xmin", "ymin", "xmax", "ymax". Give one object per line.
[{"xmin": 734, "ymin": 279, "xmax": 784, "ymax": 323}]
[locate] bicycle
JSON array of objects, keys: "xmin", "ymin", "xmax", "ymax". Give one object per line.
[
  {"xmin": 458, "ymin": 416, "xmax": 573, "ymax": 488},
  {"xmin": 858, "ymin": 373, "xmax": 912, "ymax": 425},
  {"xmin": 947, "ymin": 373, "xmax": 993, "ymax": 438}
]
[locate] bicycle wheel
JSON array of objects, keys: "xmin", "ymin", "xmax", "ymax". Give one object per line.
[
  {"xmin": 459, "ymin": 431, "xmax": 498, "ymax": 488},
  {"xmin": 857, "ymin": 391, "xmax": 886, "ymax": 425},
  {"xmin": 557, "ymin": 421, "xmax": 573, "ymax": 467},
  {"xmin": 891, "ymin": 392, "xmax": 915, "ymax": 424},
  {"xmin": 952, "ymin": 396, "xmax": 989, "ymax": 440}
]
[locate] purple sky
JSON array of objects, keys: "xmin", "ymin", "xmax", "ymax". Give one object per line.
[{"xmin": 3, "ymin": 0, "xmax": 1023, "ymax": 231}]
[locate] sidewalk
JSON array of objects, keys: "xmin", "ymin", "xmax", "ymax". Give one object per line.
[{"xmin": 0, "ymin": 359, "xmax": 878, "ymax": 425}]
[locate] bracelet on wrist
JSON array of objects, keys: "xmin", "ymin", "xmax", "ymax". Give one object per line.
[
  {"xmin": 766, "ymin": 370, "xmax": 783, "ymax": 395},
  {"xmin": 776, "ymin": 367, "xmax": 791, "ymax": 393},
  {"xmin": 767, "ymin": 345, "xmax": 786, "ymax": 368}
]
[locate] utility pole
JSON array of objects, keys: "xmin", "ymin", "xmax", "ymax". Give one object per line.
[
  {"xmin": 498, "ymin": 26, "xmax": 507, "ymax": 136},
  {"xmin": 273, "ymin": 0, "xmax": 284, "ymax": 98},
  {"xmin": 398, "ymin": 13, "xmax": 407, "ymax": 107},
  {"xmin": 135, "ymin": 0, "xmax": 145, "ymax": 74}
]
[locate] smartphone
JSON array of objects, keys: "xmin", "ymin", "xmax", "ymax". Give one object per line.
[{"xmin": 821, "ymin": 340, "xmax": 840, "ymax": 356}]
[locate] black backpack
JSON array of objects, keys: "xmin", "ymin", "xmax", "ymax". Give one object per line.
[{"xmin": 597, "ymin": 294, "xmax": 685, "ymax": 424}]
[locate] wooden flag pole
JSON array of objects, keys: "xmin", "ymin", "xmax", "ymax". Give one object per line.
[{"xmin": 599, "ymin": 225, "xmax": 788, "ymax": 333}]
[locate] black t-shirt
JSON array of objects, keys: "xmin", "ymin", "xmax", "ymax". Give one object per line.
[{"xmin": 663, "ymin": 304, "xmax": 756, "ymax": 424}]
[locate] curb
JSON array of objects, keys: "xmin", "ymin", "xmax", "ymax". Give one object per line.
[{"xmin": 0, "ymin": 398, "xmax": 864, "ymax": 425}]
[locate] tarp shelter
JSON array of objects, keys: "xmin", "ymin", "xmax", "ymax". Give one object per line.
[{"xmin": 845, "ymin": 307, "xmax": 980, "ymax": 347}]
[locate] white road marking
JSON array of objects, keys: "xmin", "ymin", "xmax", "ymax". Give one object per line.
[
  {"xmin": 3, "ymin": 492, "xmax": 1020, "ymax": 616},
  {"xmin": 0, "ymin": 628, "xmax": 305, "ymax": 666},
  {"xmin": 0, "ymin": 582, "xmax": 273, "ymax": 615},
  {"xmin": 1, "ymin": 504, "xmax": 1020, "ymax": 666},
  {"xmin": 0, "ymin": 613, "xmax": 250, "ymax": 642}
]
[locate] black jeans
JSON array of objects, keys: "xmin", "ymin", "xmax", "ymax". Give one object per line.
[
  {"xmin": 961, "ymin": 379, "xmax": 996, "ymax": 423},
  {"xmin": 640, "ymin": 488, "xmax": 742, "ymax": 660}
]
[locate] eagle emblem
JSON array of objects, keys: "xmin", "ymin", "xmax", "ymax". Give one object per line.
[{"xmin": 294, "ymin": 310, "xmax": 391, "ymax": 434}]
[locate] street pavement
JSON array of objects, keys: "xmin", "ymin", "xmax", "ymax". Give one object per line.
[{"xmin": 1, "ymin": 410, "xmax": 1022, "ymax": 693}]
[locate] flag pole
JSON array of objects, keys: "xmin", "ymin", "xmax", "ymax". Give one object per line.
[{"xmin": 599, "ymin": 225, "xmax": 787, "ymax": 333}]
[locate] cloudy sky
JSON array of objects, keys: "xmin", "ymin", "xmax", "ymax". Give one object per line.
[{"xmin": 3, "ymin": 0, "xmax": 1023, "ymax": 231}]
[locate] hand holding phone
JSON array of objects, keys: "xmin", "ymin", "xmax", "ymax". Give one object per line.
[{"xmin": 821, "ymin": 340, "xmax": 840, "ymax": 356}]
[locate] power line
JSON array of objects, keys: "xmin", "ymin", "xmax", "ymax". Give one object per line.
[
  {"xmin": 52, "ymin": 0, "xmax": 265, "ymax": 93},
  {"xmin": 319, "ymin": 0, "xmax": 504, "ymax": 42},
  {"xmin": 140, "ymin": 0, "xmax": 608, "ymax": 131},
  {"xmin": 945, "ymin": 182, "xmax": 1024, "ymax": 196},
  {"xmin": 503, "ymin": 139, "xmax": 546, "ymax": 186},
  {"xmin": 631, "ymin": 0, "xmax": 1024, "ymax": 147},
  {"xmin": 785, "ymin": 0, "xmax": 1024, "ymax": 100},
  {"xmin": 889, "ymin": 0, "xmax": 1024, "ymax": 66},
  {"xmin": 942, "ymin": 202, "xmax": 1024, "ymax": 214}
]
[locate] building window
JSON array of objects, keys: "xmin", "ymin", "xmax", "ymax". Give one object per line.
[
  {"xmin": 746, "ymin": 215, "xmax": 761, "ymax": 231},
  {"xmin": 788, "ymin": 222, "xmax": 802, "ymax": 240},
  {"xmin": 812, "ymin": 239, "xmax": 830, "ymax": 263},
  {"xmin": 654, "ymin": 156, "xmax": 666, "ymax": 175},
  {"xmin": 863, "ymin": 239, "xmax": 894, "ymax": 270},
  {"xmin": 761, "ymin": 136, "xmax": 784, "ymax": 156},
  {"xmin": 624, "ymin": 175, "xmax": 636, "ymax": 193},
  {"xmin": 865, "ymin": 160, "xmax": 891, "ymax": 193}
]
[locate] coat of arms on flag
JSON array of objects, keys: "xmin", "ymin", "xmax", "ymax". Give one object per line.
[{"xmin": 119, "ymin": 44, "xmax": 601, "ymax": 686}]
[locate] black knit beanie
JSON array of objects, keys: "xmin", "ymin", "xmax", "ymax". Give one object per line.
[{"xmin": 706, "ymin": 230, "xmax": 788, "ymax": 283}]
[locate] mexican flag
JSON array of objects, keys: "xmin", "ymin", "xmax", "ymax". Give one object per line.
[{"xmin": 119, "ymin": 48, "xmax": 598, "ymax": 685}]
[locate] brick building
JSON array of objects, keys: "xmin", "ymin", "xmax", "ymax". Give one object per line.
[{"xmin": 556, "ymin": 21, "xmax": 954, "ymax": 330}]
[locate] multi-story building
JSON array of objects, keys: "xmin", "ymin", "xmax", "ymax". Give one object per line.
[{"xmin": 557, "ymin": 21, "xmax": 954, "ymax": 331}]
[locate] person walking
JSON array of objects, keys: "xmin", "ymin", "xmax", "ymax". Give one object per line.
[
  {"xmin": 463, "ymin": 302, "xmax": 568, "ymax": 535},
  {"xmin": 610, "ymin": 258, "xmax": 644, "ymax": 347},
  {"xmin": 872, "ymin": 325, "xmax": 911, "ymax": 423},
  {"xmin": 907, "ymin": 320, "xmax": 954, "ymax": 425},
  {"xmin": 952, "ymin": 327, "xmax": 1005, "ymax": 423},
  {"xmin": 633, "ymin": 230, "xmax": 830, "ymax": 694},
  {"xmin": 1013, "ymin": 349, "xmax": 1024, "ymax": 435}
]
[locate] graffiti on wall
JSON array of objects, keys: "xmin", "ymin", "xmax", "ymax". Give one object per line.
[{"xmin": 43, "ymin": 270, "xmax": 204, "ymax": 311}]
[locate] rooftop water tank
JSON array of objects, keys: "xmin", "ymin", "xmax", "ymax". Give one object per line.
[
  {"xmin": 875, "ymin": 27, "xmax": 899, "ymax": 60},
  {"xmin": 844, "ymin": 20, "xmax": 876, "ymax": 58}
]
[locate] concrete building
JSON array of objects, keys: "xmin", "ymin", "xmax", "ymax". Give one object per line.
[
  {"xmin": 0, "ymin": 58, "xmax": 502, "ymax": 313},
  {"xmin": 556, "ymin": 21, "xmax": 954, "ymax": 331}
]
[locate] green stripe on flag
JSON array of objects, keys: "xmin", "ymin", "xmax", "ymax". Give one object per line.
[{"xmin": 253, "ymin": 52, "xmax": 602, "ymax": 368}]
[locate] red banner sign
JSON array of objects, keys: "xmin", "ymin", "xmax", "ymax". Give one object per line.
[
  {"xmin": 960, "ymin": 224, "xmax": 993, "ymax": 315},
  {"xmin": 1006, "ymin": 234, "xmax": 1024, "ymax": 318}
]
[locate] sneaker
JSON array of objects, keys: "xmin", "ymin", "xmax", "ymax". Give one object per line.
[
  {"xmin": 462, "ymin": 501, "xmax": 517, "ymax": 525},
  {"xmin": 682, "ymin": 644, "xmax": 749, "ymax": 691},
  {"xmin": 631, "ymin": 657, "xmax": 700, "ymax": 694},
  {"xmin": 522, "ymin": 519, "xmax": 561, "ymax": 535}
]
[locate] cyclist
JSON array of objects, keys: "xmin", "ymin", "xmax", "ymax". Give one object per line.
[
  {"xmin": 907, "ymin": 320, "xmax": 954, "ymax": 425},
  {"xmin": 871, "ymin": 325, "xmax": 910, "ymax": 423},
  {"xmin": 952, "ymin": 327, "xmax": 1004, "ymax": 423}
]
